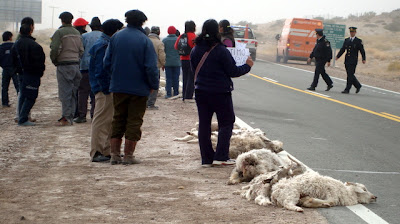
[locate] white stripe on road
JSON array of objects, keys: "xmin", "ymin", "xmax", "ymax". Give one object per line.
[
  {"xmin": 347, "ymin": 205, "xmax": 389, "ymax": 224},
  {"xmin": 262, "ymin": 77, "xmax": 278, "ymax": 82},
  {"xmin": 313, "ymin": 168, "xmax": 400, "ymax": 175},
  {"xmin": 305, "ymin": 91, "xmax": 331, "ymax": 98},
  {"xmin": 234, "ymin": 116, "xmax": 389, "ymax": 224},
  {"xmin": 257, "ymin": 59, "xmax": 400, "ymax": 96}
]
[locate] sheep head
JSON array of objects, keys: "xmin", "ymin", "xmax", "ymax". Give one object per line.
[{"xmin": 345, "ymin": 182, "xmax": 377, "ymax": 204}]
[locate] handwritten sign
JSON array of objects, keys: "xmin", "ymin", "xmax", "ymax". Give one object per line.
[{"xmin": 227, "ymin": 42, "xmax": 250, "ymax": 66}]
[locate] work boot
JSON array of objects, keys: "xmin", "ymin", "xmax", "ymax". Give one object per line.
[
  {"xmin": 122, "ymin": 139, "xmax": 141, "ymax": 165},
  {"xmin": 110, "ymin": 138, "xmax": 122, "ymax": 165}
]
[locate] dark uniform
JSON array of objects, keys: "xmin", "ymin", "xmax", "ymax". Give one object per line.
[
  {"xmin": 336, "ymin": 27, "xmax": 366, "ymax": 93},
  {"xmin": 308, "ymin": 30, "xmax": 333, "ymax": 90}
]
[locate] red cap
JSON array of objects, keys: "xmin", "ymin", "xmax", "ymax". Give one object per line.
[
  {"xmin": 168, "ymin": 26, "xmax": 177, "ymax": 35},
  {"xmin": 73, "ymin": 18, "xmax": 89, "ymax": 27}
]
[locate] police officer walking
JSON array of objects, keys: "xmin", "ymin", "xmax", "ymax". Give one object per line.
[
  {"xmin": 307, "ymin": 29, "xmax": 333, "ymax": 91},
  {"xmin": 336, "ymin": 27, "xmax": 366, "ymax": 94}
]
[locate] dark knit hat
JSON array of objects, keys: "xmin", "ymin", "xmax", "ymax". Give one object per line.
[
  {"xmin": 90, "ymin": 17, "xmax": 101, "ymax": 27},
  {"xmin": 167, "ymin": 26, "xmax": 177, "ymax": 35},
  {"xmin": 315, "ymin": 28, "xmax": 323, "ymax": 36}
]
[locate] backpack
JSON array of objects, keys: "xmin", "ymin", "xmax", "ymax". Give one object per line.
[{"xmin": 176, "ymin": 33, "xmax": 192, "ymax": 56}]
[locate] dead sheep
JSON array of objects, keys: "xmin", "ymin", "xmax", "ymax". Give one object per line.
[
  {"xmin": 271, "ymin": 171, "xmax": 377, "ymax": 212},
  {"xmin": 228, "ymin": 149, "xmax": 286, "ymax": 185},
  {"xmin": 174, "ymin": 126, "xmax": 284, "ymax": 159},
  {"xmin": 240, "ymin": 158, "xmax": 306, "ymax": 206}
]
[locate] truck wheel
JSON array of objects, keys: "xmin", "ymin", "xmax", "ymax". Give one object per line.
[
  {"xmin": 276, "ymin": 55, "xmax": 281, "ymax": 62},
  {"xmin": 283, "ymin": 55, "xmax": 288, "ymax": 63},
  {"xmin": 251, "ymin": 52, "xmax": 256, "ymax": 61}
]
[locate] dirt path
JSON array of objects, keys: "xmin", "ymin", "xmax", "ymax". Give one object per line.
[{"xmin": 0, "ymin": 54, "xmax": 329, "ymax": 223}]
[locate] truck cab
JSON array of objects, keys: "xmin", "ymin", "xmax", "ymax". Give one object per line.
[
  {"xmin": 232, "ymin": 25, "xmax": 258, "ymax": 61},
  {"xmin": 276, "ymin": 18, "xmax": 323, "ymax": 63}
]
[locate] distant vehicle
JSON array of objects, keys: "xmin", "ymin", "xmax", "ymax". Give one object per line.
[
  {"xmin": 275, "ymin": 18, "xmax": 323, "ymax": 63},
  {"xmin": 232, "ymin": 25, "xmax": 258, "ymax": 61}
]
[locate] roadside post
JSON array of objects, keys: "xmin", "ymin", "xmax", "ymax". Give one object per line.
[{"xmin": 324, "ymin": 23, "xmax": 346, "ymax": 67}]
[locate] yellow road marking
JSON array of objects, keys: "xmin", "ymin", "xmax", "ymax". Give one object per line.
[
  {"xmin": 381, "ymin": 112, "xmax": 400, "ymax": 120},
  {"xmin": 249, "ymin": 73, "xmax": 400, "ymax": 123}
]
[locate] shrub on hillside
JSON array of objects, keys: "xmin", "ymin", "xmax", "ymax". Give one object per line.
[
  {"xmin": 388, "ymin": 61, "xmax": 400, "ymax": 71},
  {"xmin": 384, "ymin": 18, "xmax": 400, "ymax": 32},
  {"xmin": 365, "ymin": 24, "xmax": 378, "ymax": 28}
]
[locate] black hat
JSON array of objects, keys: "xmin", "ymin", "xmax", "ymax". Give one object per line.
[
  {"xmin": 315, "ymin": 28, "xmax": 323, "ymax": 36},
  {"xmin": 125, "ymin": 10, "xmax": 147, "ymax": 26},
  {"xmin": 59, "ymin": 12, "xmax": 73, "ymax": 21},
  {"xmin": 90, "ymin": 17, "xmax": 101, "ymax": 27},
  {"xmin": 349, "ymin": 27, "xmax": 357, "ymax": 32},
  {"xmin": 150, "ymin": 26, "xmax": 160, "ymax": 34}
]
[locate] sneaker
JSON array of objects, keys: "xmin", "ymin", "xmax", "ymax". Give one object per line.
[
  {"xmin": 92, "ymin": 152, "xmax": 111, "ymax": 162},
  {"xmin": 147, "ymin": 105, "xmax": 159, "ymax": 110},
  {"xmin": 212, "ymin": 159, "xmax": 236, "ymax": 166},
  {"xmin": 122, "ymin": 155, "xmax": 141, "ymax": 165},
  {"xmin": 18, "ymin": 121, "xmax": 36, "ymax": 126},
  {"xmin": 201, "ymin": 164, "xmax": 212, "ymax": 168},
  {"xmin": 73, "ymin": 117, "xmax": 87, "ymax": 123},
  {"xmin": 57, "ymin": 117, "xmax": 72, "ymax": 126}
]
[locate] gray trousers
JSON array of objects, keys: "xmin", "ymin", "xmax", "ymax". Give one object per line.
[
  {"xmin": 147, "ymin": 69, "xmax": 160, "ymax": 107},
  {"xmin": 56, "ymin": 64, "xmax": 82, "ymax": 121}
]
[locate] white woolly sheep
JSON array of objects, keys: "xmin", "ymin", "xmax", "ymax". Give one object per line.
[
  {"xmin": 240, "ymin": 157, "xmax": 306, "ymax": 206},
  {"xmin": 228, "ymin": 149, "xmax": 286, "ymax": 185},
  {"xmin": 271, "ymin": 171, "xmax": 377, "ymax": 212}
]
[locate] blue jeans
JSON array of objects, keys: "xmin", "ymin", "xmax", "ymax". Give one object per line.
[
  {"xmin": 195, "ymin": 90, "xmax": 235, "ymax": 164},
  {"xmin": 1, "ymin": 67, "xmax": 19, "ymax": 105},
  {"xmin": 165, "ymin": 66, "xmax": 180, "ymax": 97},
  {"xmin": 18, "ymin": 74, "xmax": 40, "ymax": 124}
]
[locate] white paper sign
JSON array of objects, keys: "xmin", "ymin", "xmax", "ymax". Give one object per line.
[{"xmin": 226, "ymin": 42, "xmax": 250, "ymax": 66}]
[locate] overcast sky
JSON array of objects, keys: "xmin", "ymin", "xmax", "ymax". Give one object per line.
[{"xmin": 37, "ymin": 0, "xmax": 399, "ymax": 34}]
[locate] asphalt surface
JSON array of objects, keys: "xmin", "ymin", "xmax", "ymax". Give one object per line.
[{"xmin": 232, "ymin": 60, "xmax": 400, "ymax": 224}]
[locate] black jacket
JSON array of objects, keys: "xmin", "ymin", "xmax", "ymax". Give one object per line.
[
  {"xmin": 0, "ymin": 42, "xmax": 14, "ymax": 68},
  {"xmin": 336, "ymin": 36, "xmax": 366, "ymax": 65},
  {"xmin": 309, "ymin": 36, "xmax": 332, "ymax": 63},
  {"xmin": 11, "ymin": 35, "xmax": 45, "ymax": 76}
]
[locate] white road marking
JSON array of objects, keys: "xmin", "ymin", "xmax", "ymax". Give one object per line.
[
  {"xmin": 257, "ymin": 59, "xmax": 400, "ymax": 96},
  {"xmin": 262, "ymin": 77, "xmax": 278, "ymax": 82},
  {"xmin": 234, "ymin": 116, "xmax": 389, "ymax": 224},
  {"xmin": 313, "ymin": 168, "xmax": 400, "ymax": 175},
  {"xmin": 305, "ymin": 91, "xmax": 331, "ymax": 98},
  {"xmin": 311, "ymin": 137, "xmax": 327, "ymax": 141}
]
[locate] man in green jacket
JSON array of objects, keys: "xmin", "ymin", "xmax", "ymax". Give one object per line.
[{"xmin": 50, "ymin": 11, "xmax": 84, "ymax": 126}]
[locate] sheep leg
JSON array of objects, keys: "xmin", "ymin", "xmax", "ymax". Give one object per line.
[
  {"xmin": 299, "ymin": 196, "xmax": 333, "ymax": 208},
  {"xmin": 227, "ymin": 169, "xmax": 241, "ymax": 185}
]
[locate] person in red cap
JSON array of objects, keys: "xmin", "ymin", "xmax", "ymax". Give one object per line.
[
  {"xmin": 73, "ymin": 18, "xmax": 89, "ymax": 35},
  {"xmin": 162, "ymin": 26, "xmax": 181, "ymax": 98}
]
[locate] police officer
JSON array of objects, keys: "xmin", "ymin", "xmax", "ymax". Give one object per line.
[
  {"xmin": 336, "ymin": 27, "xmax": 366, "ymax": 94},
  {"xmin": 307, "ymin": 29, "xmax": 333, "ymax": 91}
]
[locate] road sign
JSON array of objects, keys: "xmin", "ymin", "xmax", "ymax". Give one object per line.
[
  {"xmin": 323, "ymin": 23, "xmax": 346, "ymax": 49},
  {"xmin": 0, "ymin": 0, "xmax": 42, "ymax": 24}
]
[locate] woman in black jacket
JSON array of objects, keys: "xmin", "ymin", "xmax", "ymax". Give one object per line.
[{"xmin": 190, "ymin": 19, "xmax": 253, "ymax": 167}]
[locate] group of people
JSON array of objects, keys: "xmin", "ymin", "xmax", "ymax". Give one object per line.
[
  {"xmin": 2, "ymin": 10, "xmax": 366, "ymax": 168},
  {"xmin": 307, "ymin": 27, "xmax": 366, "ymax": 93},
  {"xmin": 0, "ymin": 9, "xmax": 252, "ymax": 167}
]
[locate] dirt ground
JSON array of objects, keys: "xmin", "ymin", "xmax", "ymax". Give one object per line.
[{"xmin": 0, "ymin": 49, "xmax": 329, "ymax": 223}]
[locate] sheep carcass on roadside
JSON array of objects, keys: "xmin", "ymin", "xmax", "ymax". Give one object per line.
[
  {"xmin": 271, "ymin": 171, "xmax": 377, "ymax": 212},
  {"xmin": 240, "ymin": 157, "xmax": 306, "ymax": 206},
  {"xmin": 228, "ymin": 149, "xmax": 287, "ymax": 185}
]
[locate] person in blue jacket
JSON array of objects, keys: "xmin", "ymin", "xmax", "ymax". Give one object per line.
[
  {"xmin": 88, "ymin": 19, "xmax": 123, "ymax": 163},
  {"xmin": 104, "ymin": 10, "xmax": 159, "ymax": 165},
  {"xmin": 190, "ymin": 19, "xmax": 253, "ymax": 167}
]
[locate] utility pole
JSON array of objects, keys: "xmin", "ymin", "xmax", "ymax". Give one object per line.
[
  {"xmin": 78, "ymin": 11, "xmax": 86, "ymax": 18},
  {"xmin": 49, "ymin": 6, "xmax": 59, "ymax": 29}
]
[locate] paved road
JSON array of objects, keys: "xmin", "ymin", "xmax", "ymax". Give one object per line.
[{"xmin": 232, "ymin": 60, "xmax": 400, "ymax": 224}]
